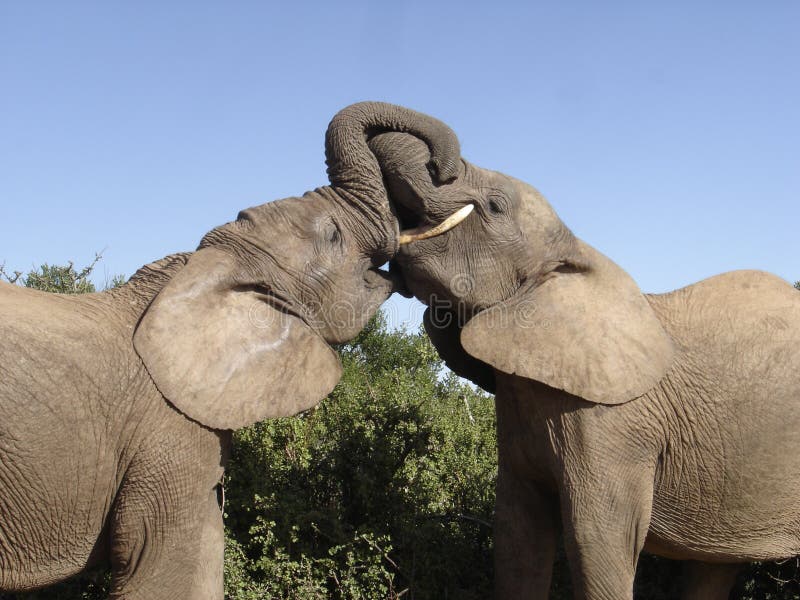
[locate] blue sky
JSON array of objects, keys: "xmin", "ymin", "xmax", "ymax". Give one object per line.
[{"xmin": 2, "ymin": 2, "xmax": 798, "ymax": 329}]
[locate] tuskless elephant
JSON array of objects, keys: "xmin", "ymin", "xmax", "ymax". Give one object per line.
[
  {"xmin": 0, "ymin": 102, "xmax": 471, "ymax": 599},
  {"xmin": 355, "ymin": 130, "xmax": 800, "ymax": 600}
]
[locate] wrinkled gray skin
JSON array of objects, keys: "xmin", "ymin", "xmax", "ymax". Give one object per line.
[
  {"xmin": 364, "ymin": 131, "xmax": 800, "ymax": 600},
  {"xmin": 0, "ymin": 102, "xmax": 460, "ymax": 599}
]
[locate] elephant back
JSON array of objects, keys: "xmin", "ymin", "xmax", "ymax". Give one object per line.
[{"xmin": 645, "ymin": 269, "xmax": 800, "ymax": 401}]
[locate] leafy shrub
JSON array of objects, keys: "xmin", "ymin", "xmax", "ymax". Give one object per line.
[
  {"xmin": 223, "ymin": 312, "xmax": 497, "ymax": 599},
  {"xmin": 733, "ymin": 559, "xmax": 800, "ymax": 600},
  {"xmin": 0, "ymin": 254, "xmax": 125, "ymax": 293}
]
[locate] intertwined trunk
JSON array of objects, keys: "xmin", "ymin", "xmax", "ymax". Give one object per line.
[{"xmin": 324, "ymin": 101, "xmax": 461, "ymax": 256}]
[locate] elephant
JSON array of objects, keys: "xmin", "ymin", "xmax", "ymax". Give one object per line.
[
  {"xmin": 356, "ymin": 130, "xmax": 800, "ymax": 599},
  {"xmin": 0, "ymin": 102, "xmax": 471, "ymax": 599}
]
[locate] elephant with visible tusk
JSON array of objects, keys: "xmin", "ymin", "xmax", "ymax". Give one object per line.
[
  {"xmin": 353, "ymin": 128, "xmax": 800, "ymax": 600},
  {"xmin": 0, "ymin": 102, "xmax": 472, "ymax": 600}
]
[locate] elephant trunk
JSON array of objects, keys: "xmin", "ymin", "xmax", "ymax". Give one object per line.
[{"xmin": 325, "ymin": 102, "xmax": 462, "ymax": 255}]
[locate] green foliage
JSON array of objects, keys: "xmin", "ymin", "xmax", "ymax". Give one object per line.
[
  {"xmin": 22, "ymin": 262, "xmax": 98, "ymax": 294},
  {"xmin": 224, "ymin": 312, "xmax": 497, "ymax": 599},
  {"xmin": 734, "ymin": 559, "xmax": 800, "ymax": 600},
  {"xmin": 0, "ymin": 254, "xmax": 125, "ymax": 293},
  {"xmin": 106, "ymin": 273, "xmax": 128, "ymax": 289}
]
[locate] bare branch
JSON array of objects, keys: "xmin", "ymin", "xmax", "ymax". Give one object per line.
[{"xmin": 0, "ymin": 262, "xmax": 22, "ymax": 284}]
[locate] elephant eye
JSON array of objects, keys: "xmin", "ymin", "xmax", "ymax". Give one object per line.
[
  {"xmin": 487, "ymin": 197, "xmax": 505, "ymax": 215},
  {"xmin": 326, "ymin": 221, "xmax": 342, "ymax": 246}
]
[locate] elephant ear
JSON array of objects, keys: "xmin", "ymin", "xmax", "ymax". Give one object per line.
[
  {"xmin": 133, "ymin": 247, "xmax": 342, "ymax": 430},
  {"xmin": 460, "ymin": 243, "xmax": 674, "ymax": 405},
  {"xmin": 423, "ymin": 308, "xmax": 496, "ymax": 394}
]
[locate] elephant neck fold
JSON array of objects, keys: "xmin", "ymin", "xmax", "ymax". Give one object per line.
[{"xmin": 109, "ymin": 253, "xmax": 193, "ymax": 314}]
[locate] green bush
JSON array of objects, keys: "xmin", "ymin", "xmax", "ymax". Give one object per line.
[
  {"xmin": 223, "ymin": 312, "xmax": 497, "ymax": 599},
  {"xmin": 0, "ymin": 254, "xmax": 125, "ymax": 293},
  {"xmin": 733, "ymin": 560, "xmax": 800, "ymax": 599}
]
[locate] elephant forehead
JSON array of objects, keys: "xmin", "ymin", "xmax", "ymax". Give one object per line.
[{"xmin": 238, "ymin": 196, "xmax": 329, "ymax": 236}]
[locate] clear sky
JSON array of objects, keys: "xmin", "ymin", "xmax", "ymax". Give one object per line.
[{"xmin": 2, "ymin": 1, "xmax": 798, "ymax": 330}]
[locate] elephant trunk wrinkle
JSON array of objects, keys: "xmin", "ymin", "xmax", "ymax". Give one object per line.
[{"xmin": 327, "ymin": 186, "xmax": 399, "ymax": 259}]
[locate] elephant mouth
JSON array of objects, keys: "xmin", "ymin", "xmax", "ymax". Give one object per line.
[
  {"xmin": 364, "ymin": 265, "xmax": 397, "ymax": 294},
  {"xmin": 397, "ymin": 204, "xmax": 474, "ymax": 245}
]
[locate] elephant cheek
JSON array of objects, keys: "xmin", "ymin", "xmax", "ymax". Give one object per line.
[
  {"xmin": 403, "ymin": 271, "xmax": 440, "ymax": 307},
  {"xmin": 318, "ymin": 282, "xmax": 391, "ymax": 344},
  {"xmin": 364, "ymin": 270, "xmax": 394, "ymax": 311},
  {"xmin": 394, "ymin": 257, "xmax": 450, "ymax": 307}
]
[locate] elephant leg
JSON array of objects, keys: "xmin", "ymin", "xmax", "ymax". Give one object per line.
[
  {"xmin": 494, "ymin": 469, "xmax": 559, "ymax": 599},
  {"xmin": 100, "ymin": 412, "xmax": 229, "ymax": 600},
  {"xmin": 188, "ymin": 487, "xmax": 225, "ymax": 599},
  {"xmin": 107, "ymin": 466, "xmax": 224, "ymax": 600},
  {"xmin": 560, "ymin": 473, "xmax": 654, "ymax": 600},
  {"xmin": 681, "ymin": 561, "xmax": 739, "ymax": 600}
]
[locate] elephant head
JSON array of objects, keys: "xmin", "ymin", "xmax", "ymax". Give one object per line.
[
  {"xmin": 133, "ymin": 103, "xmax": 469, "ymax": 430},
  {"xmin": 363, "ymin": 131, "xmax": 674, "ymax": 403}
]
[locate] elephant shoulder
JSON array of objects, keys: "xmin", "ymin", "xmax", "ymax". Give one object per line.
[
  {"xmin": 645, "ymin": 270, "xmax": 800, "ymax": 360},
  {"xmin": 106, "ymin": 252, "xmax": 193, "ymax": 316},
  {"xmin": 647, "ymin": 270, "xmax": 799, "ymax": 318},
  {"xmin": 679, "ymin": 269, "xmax": 796, "ymax": 299},
  {"xmin": 0, "ymin": 281, "xmax": 80, "ymax": 331},
  {"xmin": 0, "ymin": 281, "xmax": 127, "ymax": 377},
  {"xmin": 121, "ymin": 253, "xmax": 192, "ymax": 294}
]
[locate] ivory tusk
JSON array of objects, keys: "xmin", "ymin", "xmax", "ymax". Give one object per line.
[{"xmin": 398, "ymin": 204, "xmax": 474, "ymax": 245}]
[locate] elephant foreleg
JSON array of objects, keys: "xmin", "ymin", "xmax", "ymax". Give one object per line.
[
  {"xmin": 106, "ymin": 442, "xmax": 225, "ymax": 600},
  {"xmin": 188, "ymin": 487, "xmax": 225, "ymax": 599},
  {"xmin": 560, "ymin": 471, "xmax": 654, "ymax": 600},
  {"xmin": 494, "ymin": 469, "xmax": 559, "ymax": 599},
  {"xmin": 107, "ymin": 484, "xmax": 223, "ymax": 600}
]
